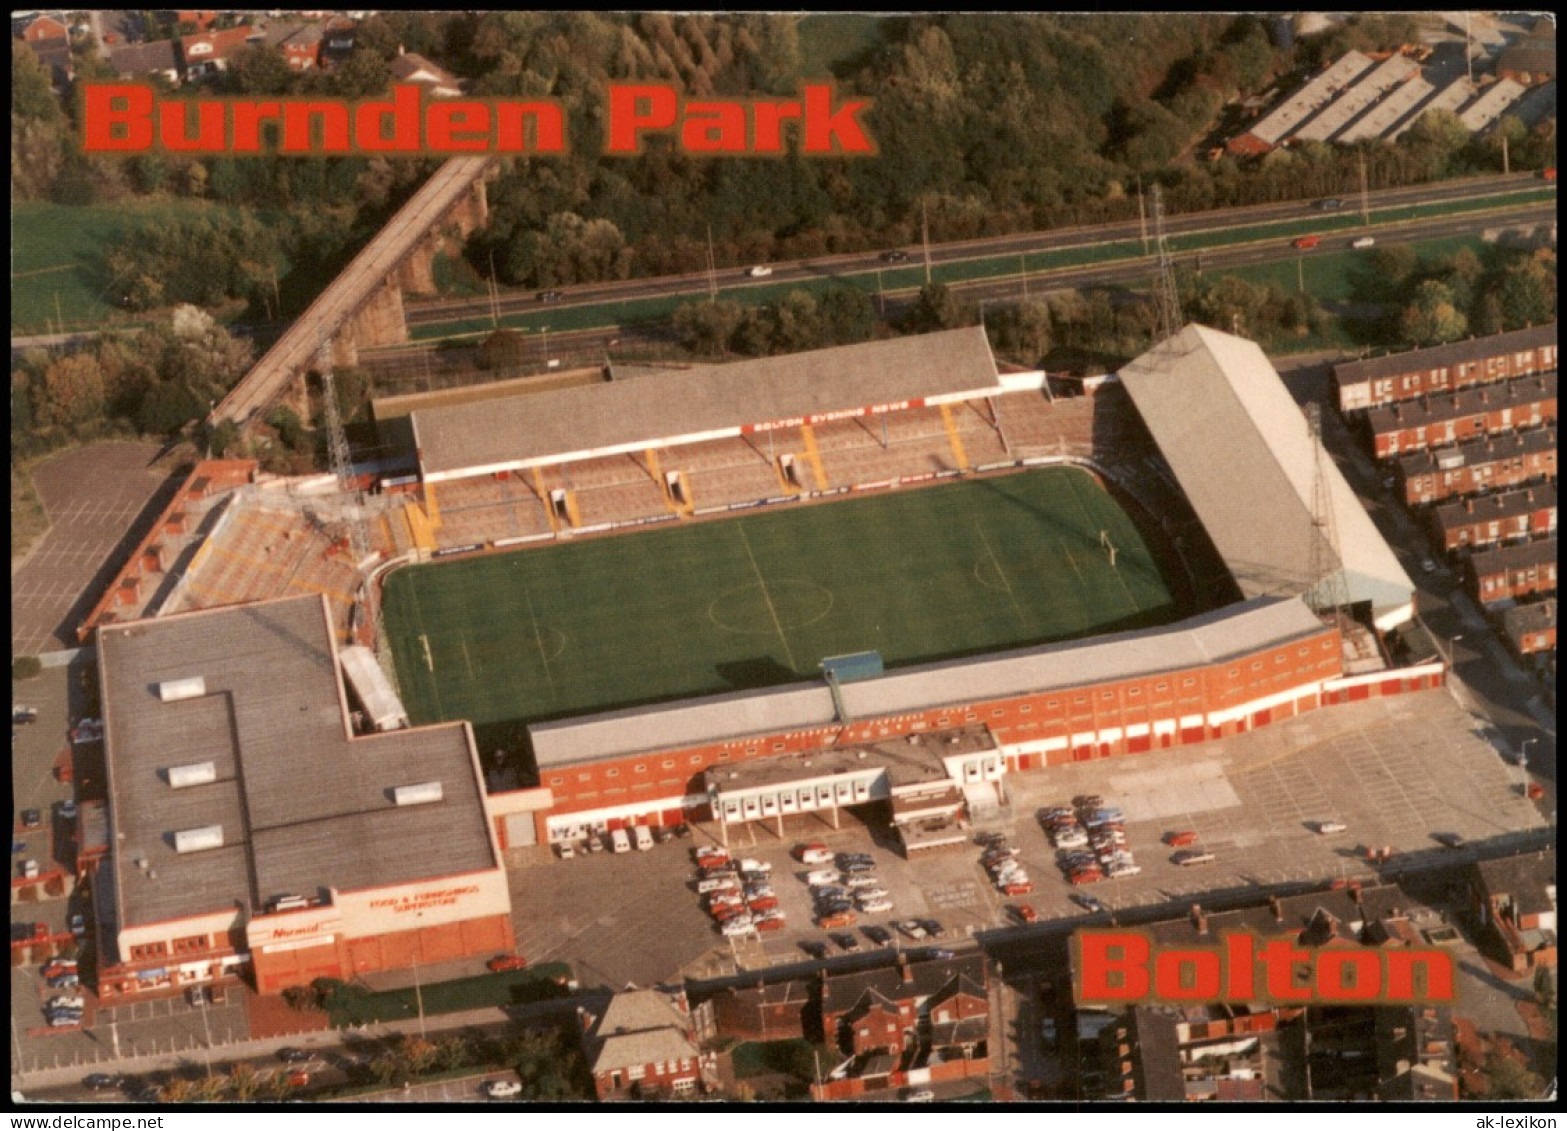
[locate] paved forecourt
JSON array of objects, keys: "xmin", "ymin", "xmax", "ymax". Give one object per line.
[{"xmin": 382, "ymin": 466, "xmax": 1178, "ymax": 730}]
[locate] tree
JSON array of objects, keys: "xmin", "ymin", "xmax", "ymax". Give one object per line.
[
  {"xmin": 1480, "ymin": 1040, "xmax": 1545, "ymax": 1100},
  {"xmin": 903, "ymin": 282, "xmax": 975, "ymax": 334},
  {"xmin": 673, "ymin": 299, "xmax": 744, "ymax": 356},
  {"xmin": 818, "ymin": 286, "xmax": 877, "ymax": 346},
  {"xmin": 1496, "ymin": 254, "xmax": 1556, "ymax": 330},
  {"xmin": 136, "ymin": 380, "xmax": 204, "ymax": 436},
  {"xmin": 37, "ymin": 354, "xmax": 108, "ymax": 433},
  {"xmin": 1399, "ymin": 279, "xmax": 1468, "ymax": 346},
  {"xmin": 226, "ymin": 1062, "xmax": 261, "ymax": 1102},
  {"xmin": 477, "ymin": 328, "xmax": 527, "ymax": 371}
]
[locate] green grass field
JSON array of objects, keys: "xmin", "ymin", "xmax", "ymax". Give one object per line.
[{"xmin": 383, "ymin": 468, "xmax": 1177, "ymax": 732}]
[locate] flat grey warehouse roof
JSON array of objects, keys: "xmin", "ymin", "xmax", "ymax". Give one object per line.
[
  {"xmin": 414, "ymin": 326, "xmax": 1001, "ymax": 480},
  {"xmin": 98, "ymin": 595, "xmax": 497, "ymax": 933}
]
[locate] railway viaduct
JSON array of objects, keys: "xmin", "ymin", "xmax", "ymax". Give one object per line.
[{"xmin": 209, "ymin": 154, "xmax": 496, "ymax": 430}]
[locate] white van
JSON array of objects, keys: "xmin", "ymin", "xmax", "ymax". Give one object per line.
[
  {"xmin": 610, "ymin": 828, "xmax": 631, "ymax": 854},
  {"xmin": 634, "ymin": 825, "xmax": 654, "ymax": 852}
]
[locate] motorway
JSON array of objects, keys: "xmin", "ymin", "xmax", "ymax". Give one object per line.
[
  {"xmin": 357, "ymin": 192, "xmax": 1556, "ymax": 383},
  {"xmin": 400, "ymin": 172, "xmax": 1551, "ymax": 329}
]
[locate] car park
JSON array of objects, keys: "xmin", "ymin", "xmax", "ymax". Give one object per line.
[
  {"xmin": 486, "ymin": 1079, "xmax": 523, "ymax": 1098},
  {"xmin": 487, "ymin": 954, "xmax": 529, "ymax": 972},
  {"xmin": 1172, "ymin": 848, "xmax": 1216, "ymax": 866}
]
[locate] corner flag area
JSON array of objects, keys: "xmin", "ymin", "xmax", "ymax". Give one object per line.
[{"xmin": 382, "ymin": 467, "xmax": 1179, "ymax": 731}]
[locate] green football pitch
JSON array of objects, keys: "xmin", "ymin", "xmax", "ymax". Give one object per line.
[{"xmin": 382, "ymin": 467, "xmax": 1179, "ymax": 731}]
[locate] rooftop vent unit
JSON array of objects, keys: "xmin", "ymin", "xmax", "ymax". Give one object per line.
[
  {"xmin": 167, "ymin": 761, "xmax": 217, "ymax": 789},
  {"xmin": 173, "ymin": 825, "xmax": 224, "ymax": 853},
  {"xmin": 392, "ymin": 781, "xmax": 443, "ymax": 807},
  {"xmin": 158, "ymin": 676, "xmax": 207, "ymax": 702}
]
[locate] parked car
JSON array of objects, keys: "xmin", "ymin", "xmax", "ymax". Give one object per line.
[
  {"xmin": 556, "ymin": 842, "xmax": 576, "ymax": 859},
  {"xmin": 277, "ymin": 1048, "xmax": 314, "ymax": 1064},
  {"xmin": 852, "ymin": 887, "xmax": 889, "ymax": 903},
  {"xmin": 1434, "ymin": 832, "xmax": 1467, "ymax": 850},
  {"xmin": 286, "ymin": 1069, "xmax": 311, "ymax": 1088},
  {"xmin": 486, "ymin": 1079, "xmax": 523, "ymax": 1098},
  {"xmin": 1000, "ymin": 880, "xmax": 1034, "ymax": 896},
  {"xmin": 754, "ymin": 915, "xmax": 788, "ymax": 932},
  {"xmin": 800, "ymin": 940, "xmax": 828, "ymax": 959},
  {"xmin": 1041, "ymin": 1017, "xmax": 1058, "ymax": 1044},
  {"xmin": 21, "ymin": 808, "xmax": 41, "ymax": 829},
  {"xmin": 697, "ymin": 875, "xmax": 739, "ymax": 894},
  {"xmin": 1012, "ymin": 904, "xmax": 1039, "ymax": 925},
  {"xmin": 1163, "ymin": 830, "xmax": 1198, "ymax": 847},
  {"xmin": 898, "ymin": 920, "xmax": 928, "ymax": 940},
  {"xmin": 721, "ymin": 918, "xmax": 758, "ymax": 937},
  {"xmin": 857, "ymin": 897, "xmax": 894, "ymax": 913},
  {"xmin": 1053, "ymin": 827, "xmax": 1089, "ymax": 848},
  {"xmin": 1068, "ymin": 868, "xmax": 1104, "ymax": 886},
  {"xmin": 47, "ymin": 972, "xmax": 80, "ymax": 989},
  {"xmin": 12, "ymin": 706, "xmax": 37, "ymax": 724},
  {"xmin": 747, "ymin": 896, "xmax": 780, "ymax": 913},
  {"xmin": 1314, "ymin": 820, "xmax": 1347, "ymax": 835},
  {"xmin": 19, "ymin": 859, "xmax": 39, "ymax": 879},
  {"xmin": 69, "ymin": 913, "xmax": 87, "ymax": 938},
  {"xmin": 904, "ymin": 1088, "xmax": 935, "ymax": 1102},
  {"xmin": 1071, "ymin": 794, "xmax": 1103, "ymax": 811},
  {"xmin": 486, "ymin": 954, "xmax": 529, "ymax": 972},
  {"xmin": 816, "ymin": 910, "xmax": 857, "ymax": 929},
  {"xmin": 836, "ymin": 852, "xmax": 873, "ymax": 866},
  {"xmin": 839, "ymin": 859, "xmax": 876, "ymax": 874},
  {"xmin": 844, "ymin": 873, "xmax": 881, "ymax": 888},
  {"xmin": 830, "ymin": 931, "xmax": 861, "ymax": 952},
  {"xmin": 795, "ymin": 843, "xmax": 833, "ymax": 864},
  {"xmin": 1106, "ymin": 862, "xmax": 1141, "ymax": 879},
  {"xmin": 1071, "ymin": 893, "xmax": 1107, "ymax": 913},
  {"xmin": 746, "ymin": 265, "xmax": 773, "ymax": 278},
  {"xmin": 59, "ymin": 799, "xmax": 77, "ymax": 821},
  {"xmin": 920, "ymin": 919, "xmax": 945, "ymax": 938},
  {"xmin": 806, "ymin": 869, "xmax": 840, "ymax": 886},
  {"xmin": 1172, "ymin": 848, "xmax": 1216, "ymax": 866},
  {"xmin": 634, "ymin": 825, "xmax": 654, "ymax": 851},
  {"xmin": 738, "ymin": 858, "xmax": 772, "ymax": 874},
  {"xmin": 863, "ymin": 925, "xmax": 893, "ymax": 946}
]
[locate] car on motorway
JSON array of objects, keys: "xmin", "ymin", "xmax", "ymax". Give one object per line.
[
  {"xmin": 1350, "ymin": 237, "xmax": 1376, "ymax": 249},
  {"xmin": 485, "ymin": 1079, "xmax": 523, "ymax": 1098},
  {"xmin": 21, "ymin": 808, "xmax": 41, "ymax": 829},
  {"xmin": 1071, "ymin": 893, "xmax": 1108, "ymax": 913},
  {"xmin": 1314, "ymin": 820, "xmax": 1348, "ymax": 835},
  {"xmin": 1172, "ymin": 848, "xmax": 1216, "ymax": 866},
  {"xmin": 277, "ymin": 1047, "xmax": 314, "ymax": 1064},
  {"xmin": 487, "ymin": 954, "xmax": 529, "ymax": 972},
  {"xmin": 1315, "ymin": 198, "xmax": 1344, "ymax": 211},
  {"xmin": 1292, "ymin": 235, "xmax": 1320, "ymax": 249},
  {"xmin": 535, "ymin": 290, "xmax": 564, "ymax": 302},
  {"xmin": 746, "ymin": 265, "xmax": 773, "ymax": 278},
  {"xmin": 864, "ymin": 925, "xmax": 893, "ymax": 946},
  {"xmin": 880, "ymin": 249, "xmax": 910, "ymax": 263}
]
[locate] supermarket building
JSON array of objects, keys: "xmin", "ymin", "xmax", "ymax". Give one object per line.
[{"xmin": 94, "ymin": 595, "xmax": 513, "ymax": 999}]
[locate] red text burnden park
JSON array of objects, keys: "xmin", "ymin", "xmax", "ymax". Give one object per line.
[
  {"xmin": 81, "ymin": 83, "xmax": 875, "ymax": 156},
  {"xmin": 1077, "ymin": 931, "xmax": 1457, "ymax": 1006}
]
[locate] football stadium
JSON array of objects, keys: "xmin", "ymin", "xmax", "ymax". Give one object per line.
[{"xmin": 82, "ymin": 321, "xmax": 1440, "ymax": 997}]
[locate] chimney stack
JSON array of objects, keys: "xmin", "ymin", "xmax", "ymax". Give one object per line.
[
  {"xmin": 1191, "ymin": 903, "xmax": 1208, "ymax": 935},
  {"xmin": 1269, "ymin": 895, "xmax": 1284, "ymax": 922},
  {"xmin": 898, "ymin": 953, "xmax": 913, "ymax": 984}
]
